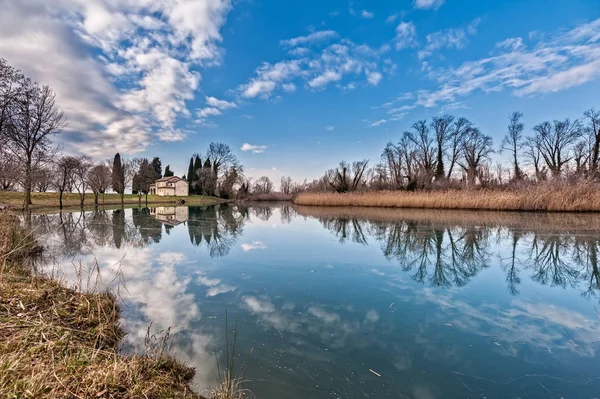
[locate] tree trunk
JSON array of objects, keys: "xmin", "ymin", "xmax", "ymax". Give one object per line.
[
  {"xmin": 23, "ymin": 157, "xmax": 32, "ymax": 210},
  {"xmin": 435, "ymin": 145, "xmax": 444, "ymax": 180},
  {"xmin": 94, "ymin": 192, "xmax": 99, "ymax": 205},
  {"xmin": 121, "ymin": 191, "xmax": 124, "ymax": 204},
  {"xmin": 80, "ymin": 193, "xmax": 85, "ymax": 207},
  {"xmin": 59, "ymin": 190, "xmax": 64, "ymax": 210},
  {"xmin": 145, "ymin": 192, "xmax": 148, "ymax": 205}
]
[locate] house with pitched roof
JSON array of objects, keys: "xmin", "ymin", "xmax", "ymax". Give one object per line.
[{"xmin": 149, "ymin": 176, "xmax": 189, "ymax": 197}]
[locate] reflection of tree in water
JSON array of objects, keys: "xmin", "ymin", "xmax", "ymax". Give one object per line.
[
  {"xmin": 132, "ymin": 208, "xmax": 162, "ymax": 244},
  {"xmin": 280, "ymin": 205, "xmax": 297, "ymax": 224},
  {"xmin": 376, "ymin": 221, "xmax": 490, "ymax": 287},
  {"xmin": 187, "ymin": 204, "xmax": 245, "ymax": 257},
  {"xmin": 528, "ymin": 233, "xmax": 580, "ymax": 289},
  {"xmin": 500, "ymin": 231, "xmax": 523, "ymax": 296},
  {"xmin": 573, "ymin": 236, "xmax": 600, "ymax": 299},
  {"xmin": 87, "ymin": 210, "xmax": 113, "ymax": 247},
  {"xmin": 316, "ymin": 216, "xmax": 491, "ymax": 287},
  {"xmin": 252, "ymin": 206, "xmax": 273, "ymax": 222},
  {"xmin": 319, "ymin": 217, "xmax": 369, "ymax": 245},
  {"xmin": 315, "ymin": 213, "xmax": 600, "ymax": 299}
]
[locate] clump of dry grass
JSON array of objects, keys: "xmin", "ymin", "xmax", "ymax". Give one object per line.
[
  {"xmin": 0, "ymin": 212, "xmax": 204, "ymax": 398},
  {"xmin": 294, "ymin": 181, "xmax": 600, "ymax": 212}
]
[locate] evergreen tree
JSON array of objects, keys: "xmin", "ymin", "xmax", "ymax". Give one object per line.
[
  {"xmin": 151, "ymin": 157, "xmax": 162, "ymax": 179},
  {"xmin": 187, "ymin": 156, "xmax": 195, "ymax": 194},
  {"xmin": 193, "ymin": 154, "xmax": 202, "ymax": 194},
  {"xmin": 164, "ymin": 165, "xmax": 174, "ymax": 177},
  {"xmin": 112, "ymin": 153, "xmax": 125, "ymax": 194}
]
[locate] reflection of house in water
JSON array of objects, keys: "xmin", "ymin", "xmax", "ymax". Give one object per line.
[{"xmin": 150, "ymin": 206, "xmax": 189, "ymax": 226}]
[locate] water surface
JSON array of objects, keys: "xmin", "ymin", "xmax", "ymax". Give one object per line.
[{"xmin": 31, "ymin": 204, "xmax": 600, "ymax": 398}]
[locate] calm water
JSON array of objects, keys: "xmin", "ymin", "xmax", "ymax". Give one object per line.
[{"xmin": 31, "ymin": 204, "xmax": 600, "ymax": 398}]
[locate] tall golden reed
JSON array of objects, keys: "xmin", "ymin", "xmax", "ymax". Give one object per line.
[{"xmin": 294, "ymin": 181, "xmax": 600, "ymax": 212}]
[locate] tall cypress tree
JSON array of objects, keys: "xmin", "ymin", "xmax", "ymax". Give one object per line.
[
  {"xmin": 151, "ymin": 157, "xmax": 162, "ymax": 179},
  {"xmin": 187, "ymin": 156, "xmax": 195, "ymax": 194},
  {"xmin": 112, "ymin": 153, "xmax": 124, "ymax": 195},
  {"xmin": 164, "ymin": 165, "xmax": 174, "ymax": 177},
  {"xmin": 193, "ymin": 154, "xmax": 202, "ymax": 195}
]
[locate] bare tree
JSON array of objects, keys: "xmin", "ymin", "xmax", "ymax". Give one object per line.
[
  {"xmin": 501, "ymin": 111, "xmax": 525, "ymax": 181},
  {"xmin": 87, "ymin": 163, "xmax": 111, "ymax": 205},
  {"xmin": 220, "ymin": 166, "xmax": 243, "ymax": 198},
  {"xmin": 0, "ymin": 147, "xmax": 18, "ymax": 191},
  {"xmin": 406, "ymin": 120, "xmax": 435, "ymax": 183},
  {"xmin": 52, "ymin": 156, "xmax": 78, "ymax": 209},
  {"xmin": 431, "ymin": 114, "xmax": 454, "ymax": 180},
  {"xmin": 33, "ymin": 166, "xmax": 52, "ymax": 192},
  {"xmin": 206, "ymin": 142, "xmax": 239, "ymax": 195},
  {"xmin": 0, "ymin": 59, "xmax": 24, "ymax": 142},
  {"xmin": 584, "ymin": 109, "xmax": 600, "ymax": 175},
  {"xmin": 532, "ymin": 119, "xmax": 582, "ymax": 178},
  {"xmin": 573, "ymin": 140, "xmax": 590, "ymax": 177},
  {"xmin": 524, "ymin": 137, "xmax": 547, "ymax": 181},
  {"xmin": 328, "ymin": 160, "xmax": 369, "ymax": 193},
  {"xmin": 381, "ymin": 142, "xmax": 403, "ymax": 188},
  {"xmin": 447, "ymin": 117, "xmax": 470, "ymax": 179},
  {"xmin": 280, "ymin": 176, "xmax": 292, "ymax": 194},
  {"xmin": 72, "ymin": 156, "xmax": 92, "ymax": 207},
  {"xmin": 1, "ymin": 69, "xmax": 66, "ymax": 209},
  {"xmin": 132, "ymin": 158, "xmax": 158, "ymax": 204},
  {"xmin": 253, "ymin": 176, "xmax": 273, "ymax": 194},
  {"xmin": 458, "ymin": 126, "xmax": 494, "ymax": 187}
]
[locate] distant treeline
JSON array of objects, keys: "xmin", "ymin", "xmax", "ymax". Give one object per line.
[{"xmin": 284, "ymin": 110, "xmax": 600, "ymax": 193}]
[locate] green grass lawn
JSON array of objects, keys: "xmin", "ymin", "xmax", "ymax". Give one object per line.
[{"xmin": 0, "ymin": 191, "xmax": 225, "ymax": 211}]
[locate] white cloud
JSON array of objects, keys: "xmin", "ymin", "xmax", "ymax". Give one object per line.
[
  {"xmin": 309, "ymin": 70, "xmax": 343, "ymax": 88},
  {"xmin": 280, "ymin": 30, "xmax": 338, "ymax": 47},
  {"xmin": 409, "ymin": 18, "xmax": 600, "ymax": 108},
  {"xmin": 288, "ymin": 47, "xmax": 311, "ymax": 56},
  {"xmin": 497, "ymin": 37, "xmax": 525, "ymax": 51},
  {"xmin": 197, "ymin": 107, "xmax": 222, "ymax": 118},
  {"xmin": 238, "ymin": 35, "xmax": 385, "ymax": 99},
  {"xmin": 367, "ymin": 71, "xmax": 383, "ymax": 86},
  {"xmin": 241, "ymin": 80, "xmax": 278, "ymax": 98},
  {"xmin": 282, "ymin": 83, "xmax": 297, "ymax": 92},
  {"xmin": 421, "ymin": 18, "xmax": 481, "ymax": 57},
  {"xmin": 386, "ymin": 14, "xmax": 398, "ymax": 24},
  {"xmin": 395, "ymin": 22, "xmax": 418, "ymax": 50},
  {"xmin": 413, "ymin": 0, "xmax": 445, "ymax": 10},
  {"xmin": 206, "ymin": 96, "xmax": 237, "ymax": 109},
  {"xmin": 325, "ymin": 126, "xmax": 335, "ymax": 131},
  {"xmin": 361, "ymin": 10, "xmax": 374, "ymax": 19},
  {"xmin": 369, "ymin": 119, "xmax": 387, "ymax": 127},
  {"xmin": 240, "ymin": 144, "xmax": 268, "ymax": 154},
  {"xmin": 0, "ymin": 0, "xmax": 232, "ymax": 157}
]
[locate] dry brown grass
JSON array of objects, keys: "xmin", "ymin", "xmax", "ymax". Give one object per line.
[
  {"xmin": 0, "ymin": 212, "xmax": 205, "ymax": 399},
  {"xmin": 294, "ymin": 181, "xmax": 600, "ymax": 212}
]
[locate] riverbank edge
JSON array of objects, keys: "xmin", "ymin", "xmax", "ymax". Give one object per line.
[
  {"xmin": 0, "ymin": 192, "xmax": 227, "ymax": 212},
  {"xmin": 0, "ymin": 213, "xmax": 206, "ymax": 398},
  {"xmin": 293, "ymin": 182, "xmax": 600, "ymax": 212}
]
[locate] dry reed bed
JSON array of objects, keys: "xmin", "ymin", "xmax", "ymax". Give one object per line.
[
  {"xmin": 0, "ymin": 212, "xmax": 204, "ymax": 398},
  {"xmin": 294, "ymin": 182, "xmax": 600, "ymax": 212}
]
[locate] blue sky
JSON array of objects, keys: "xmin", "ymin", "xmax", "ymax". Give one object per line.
[{"xmin": 1, "ymin": 0, "xmax": 600, "ymax": 183}]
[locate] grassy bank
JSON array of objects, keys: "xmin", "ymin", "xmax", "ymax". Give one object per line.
[
  {"xmin": 0, "ymin": 212, "xmax": 248, "ymax": 398},
  {"xmin": 0, "ymin": 191, "xmax": 224, "ymax": 211},
  {"xmin": 294, "ymin": 181, "xmax": 600, "ymax": 212}
]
